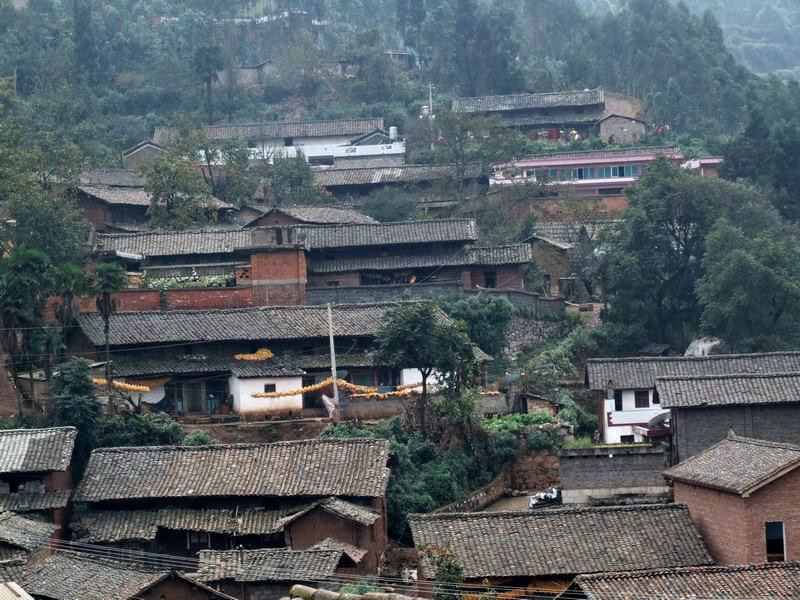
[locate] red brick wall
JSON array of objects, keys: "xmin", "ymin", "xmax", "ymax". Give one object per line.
[
  {"xmin": 75, "ymin": 287, "xmax": 255, "ymax": 312},
  {"xmin": 469, "ymin": 265, "xmax": 525, "ymax": 290},
  {"xmin": 251, "ymin": 248, "xmax": 307, "ymax": 306},
  {"xmin": 136, "ymin": 577, "xmax": 232, "ymax": 600},
  {"xmin": 287, "ymin": 502, "xmax": 387, "ymax": 574},
  {"xmin": 531, "ymin": 241, "xmax": 569, "ymax": 296},
  {"xmin": 673, "ymin": 481, "xmax": 753, "ymax": 565},
  {"xmin": 76, "ymin": 197, "xmax": 111, "ymax": 231},
  {"xmin": 744, "ymin": 467, "xmax": 800, "ymax": 563}
]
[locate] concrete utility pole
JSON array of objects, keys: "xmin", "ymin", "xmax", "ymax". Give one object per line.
[{"xmin": 326, "ymin": 303, "xmax": 340, "ymax": 419}]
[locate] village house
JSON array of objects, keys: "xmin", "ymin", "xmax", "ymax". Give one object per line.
[
  {"xmin": 452, "ymin": 89, "xmax": 607, "ymax": 140},
  {"xmin": 489, "ymin": 146, "xmax": 685, "ymax": 217},
  {"xmin": 0, "ymin": 427, "xmax": 76, "ymax": 529},
  {"xmin": 232, "ymin": 204, "xmax": 378, "ymax": 228},
  {"xmin": 585, "ymin": 351, "xmax": 800, "ymax": 445},
  {"xmin": 301, "ymin": 163, "xmax": 486, "ymax": 201},
  {"xmin": 664, "ymin": 433, "xmax": 800, "ymax": 565},
  {"xmin": 70, "ymin": 438, "xmax": 390, "ymax": 573},
  {"xmin": 0, "ymin": 512, "xmax": 60, "ymax": 566},
  {"xmin": 681, "ymin": 156, "xmax": 723, "ymax": 176},
  {"xmin": 409, "ymin": 504, "xmax": 712, "ymax": 595},
  {"xmin": 87, "ymin": 220, "xmax": 532, "ymax": 311},
  {"xmin": 72, "ymin": 169, "xmax": 232, "ymax": 232},
  {"xmin": 152, "ymin": 118, "xmax": 405, "ymax": 170},
  {"xmin": 121, "ymin": 140, "xmax": 167, "ymax": 170},
  {"xmin": 191, "ymin": 547, "xmax": 344, "ymax": 599},
  {"xmin": 19, "ymin": 551, "xmax": 238, "ymax": 600},
  {"xmin": 530, "ymin": 220, "xmax": 616, "ymax": 299},
  {"xmin": 564, "ymin": 562, "xmax": 800, "ymax": 599},
  {"xmin": 657, "ymin": 371, "xmax": 800, "ymax": 462},
  {"xmin": 69, "ymin": 302, "xmax": 490, "ymax": 417}
]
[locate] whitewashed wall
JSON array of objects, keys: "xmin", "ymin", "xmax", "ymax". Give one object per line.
[{"xmin": 229, "ymin": 375, "xmax": 303, "ymax": 416}]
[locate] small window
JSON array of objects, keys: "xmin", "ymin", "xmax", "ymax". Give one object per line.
[
  {"xmin": 327, "ymin": 281, "xmax": 340, "ymax": 287},
  {"xmin": 620, "ymin": 435, "xmax": 635, "ymax": 443},
  {"xmin": 247, "ymin": 139, "xmax": 258, "ymax": 149},
  {"xmin": 275, "ymin": 229, "xmax": 283, "ymax": 245},
  {"xmin": 613, "ymin": 390, "xmax": 623, "ymax": 412},
  {"xmin": 308, "ymin": 156, "xmax": 335, "ymax": 166},
  {"xmin": 354, "ymin": 372, "xmax": 374, "ymax": 387},
  {"xmin": 766, "ymin": 522, "xmax": 785, "ymax": 562},
  {"xmin": 634, "ymin": 390, "xmax": 649, "ymax": 408},
  {"xmin": 283, "ymin": 137, "xmax": 294, "ymax": 146},
  {"xmin": 484, "ymin": 271, "xmax": 497, "ymax": 288},
  {"xmin": 652, "ymin": 390, "xmax": 660, "ymax": 404},
  {"xmin": 264, "ymin": 384, "xmax": 276, "ymax": 394}
]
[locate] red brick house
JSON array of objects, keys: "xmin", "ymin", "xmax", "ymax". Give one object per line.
[
  {"xmin": 0, "ymin": 427, "xmax": 76, "ymax": 529},
  {"xmin": 88, "ymin": 219, "xmax": 532, "ymax": 311},
  {"xmin": 70, "ymin": 438, "xmax": 390, "ymax": 573},
  {"xmin": 72, "ymin": 169, "xmax": 231, "ymax": 232},
  {"xmin": 665, "ymin": 433, "xmax": 800, "ymax": 565}
]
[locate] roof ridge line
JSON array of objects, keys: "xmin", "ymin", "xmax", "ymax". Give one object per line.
[
  {"xmin": 656, "ymin": 370, "xmax": 800, "ymax": 382},
  {"xmin": 89, "ymin": 437, "xmax": 386, "ymax": 453},
  {"xmin": 411, "ymin": 503, "xmax": 686, "ymax": 519},
  {"xmin": 577, "ymin": 561, "xmax": 800, "ymax": 581},
  {"xmin": 588, "ymin": 350, "xmax": 800, "ymax": 364}
]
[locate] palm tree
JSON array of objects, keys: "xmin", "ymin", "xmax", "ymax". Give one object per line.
[
  {"xmin": 53, "ymin": 263, "xmax": 92, "ymax": 364},
  {"xmin": 92, "ymin": 262, "xmax": 127, "ymax": 386}
]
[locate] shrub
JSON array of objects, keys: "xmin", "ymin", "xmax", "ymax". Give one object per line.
[
  {"xmin": 526, "ymin": 428, "xmax": 563, "ymax": 451},
  {"xmin": 487, "ymin": 428, "xmax": 519, "ymax": 464},
  {"xmin": 182, "ymin": 429, "xmax": 217, "ymax": 446},
  {"xmin": 484, "ymin": 412, "xmax": 555, "ymax": 433},
  {"xmin": 557, "ymin": 395, "xmax": 597, "ymax": 438}
]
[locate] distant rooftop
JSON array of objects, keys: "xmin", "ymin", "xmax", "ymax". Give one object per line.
[
  {"xmin": 452, "ymin": 89, "xmax": 604, "ymax": 113},
  {"xmin": 656, "ymin": 371, "xmax": 800, "ymax": 408},
  {"xmin": 153, "ymin": 118, "xmax": 384, "ymax": 146}
]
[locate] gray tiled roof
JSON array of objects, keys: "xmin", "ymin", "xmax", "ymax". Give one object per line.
[
  {"xmin": 663, "ymin": 434, "xmax": 800, "ymax": 495},
  {"xmin": 0, "ymin": 428, "xmax": 77, "ymax": 474},
  {"xmin": 112, "ymin": 355, "xmax": 304, "ymax": 378},
  {"xmin": 519, "ymin": 145, "xmax": 682, "ymax": 162},
  {"xmin": 77, "ymin": 185, "xmax": 152, "ymax": 206},
  {"xmin": 74, "ymin": 438, "xmax": 390, "ymax": 502},
  {"xmin": 0, "ymin": 491, "xmax": 70, "ymax": 513},
  {"xmin": 571, "ymin": 562, "xmax": 800, "ymax": 599},
  {"xmin": 299, "ymin": 219, "xmax": 476, "ymax": 249},
  {"xmin": 95, "ymin": 219, "xmax": 475, "ymax": 256},
  {"xmin": 153, "ymin": 118, "xmax": 383, "ymax": 146},
  {"xmin": 452, "ymin": 89, "xmax": 604, "ymax": 113},
  {"xmin": 533, "ymin": 221, "xmax": 617, "ymax": 249},
  {"xmin": 74, "ymin": 507, "xmax": 302, "ymax": 543},
  {"xmin": 586, "ymin": 352, "xmax": 800, "ymax": 390},
  {"xmin": 78, "ymin": 169, "xmax": 146, "ymax": 187},
  {"xmin": 656, "ymin": 372, "xmax": 800, "ymax": 408},
  {"xmin": 308, "ymin": 244, "xmax": 531, "ymax": 274},
  {"xmin": 94, "ymin": 228, "xmax": 255, "ymax": 257},
  {"xmin": 277, "ymin": 498, "xmax": 380, "ymax": 529},
  {"xmin": 22, "ymin": 552, "xmax": 163, "ymax": 600},
  {"xmin": 75, "ymin": 302, "xmax": 430, "ymax": 347},
  {"xmin": 409, "ymin": 505, "xmax": 712, "ymax": 579},
  {"xmin": 193, "ymin": 548, "xmax": 342, "ymax": 583},
  {"xmin": 311, "ymin": 163, "xmax": 486, "ymax": 188},
  {"xmin": 308, "ymin": 537, "xmax": 367, "ymax": 563},
  {"xmin": 255, "ymin": 205, "xmax": 378, "ymax": 225},
  {"xmin": 0, "ymin": 512, "xmax": 58, "ymax": 553}
]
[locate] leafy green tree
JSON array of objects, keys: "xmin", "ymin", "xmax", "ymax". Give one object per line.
[
  {"xmin": 0, "ymin": 249, "xmax": 52, "ymax": 413},
  {"xmin": 696, "ymin": 219, "xmax": 800, "ymax": 350},
  {"xmin": 92, "ymin": 262, "xmax": 126, "ymax": 386},
  {"xmin": 181, "ymin": 428, "xmax": 218, "ymax": 446},
  {"xmin": 72, "ymin": 0, "xmax": 99, "ymax": 84},
  {"xmin": 49, "ymin": 358, "xmax": 100, "ymax": 470},
  {"xmin": 141, "ymin": 154, "xmax": 216, "ymax": 230},
  {"xmin": 183, "ymin": 131, "xmax": 259, "ymax": 207},
  {"xmin": 339, "ymin": 29, "xmax": 405, "ymax": 104},
  {"xmin": 600, "ymin": 158, "xmax": 779, "ymax": 350},
  {"xmin": 441, "ymin": 294, "xmax": 514, "ymax": 357},
  {"xmin": 261, "ymin": 150, "xmax": 331, "ymax": 206},
  {"xmin": 94, "ymin": 413, "xmax": 185, "ymax": 448},
  {"xmin": 52, "ymin": 264, "xmax": 93, "ymax": 363},
  {"xmin": 374, "ymin": 302, "xmax": 475, "ymax": 432}
]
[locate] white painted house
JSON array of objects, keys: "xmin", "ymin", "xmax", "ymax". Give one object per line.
[{"xmin": 152, "ymin": 118, "xmax": 405, "ymax": 169}]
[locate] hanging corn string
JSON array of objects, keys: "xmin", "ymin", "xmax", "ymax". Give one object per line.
[
  {"xmin": 234, "ymin": 348, "xmax": 275, "ymax": 361},
  {"xmin": 92, "ymin": 378, "xmax": 151, "ymax": 393}
]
